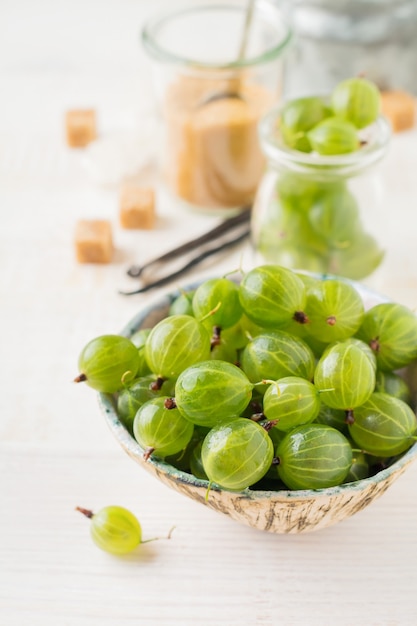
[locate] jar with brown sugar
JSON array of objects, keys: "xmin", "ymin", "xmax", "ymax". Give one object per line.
[{"xmin": 142, "ymin": 0, "xmax": 292, "ymax": 213}]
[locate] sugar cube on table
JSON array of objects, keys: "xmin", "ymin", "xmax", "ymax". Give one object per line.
[
  {"xmin": 380, "ymin": 91, "xmax": 416, "ymax": 133},
  {"xmin": 66, "ymin": 109, "xmax": 97, "ymax": 147},
  {"xmin": 74, "ymin": 220, "xmax": 113, "ymax": 264},
  {"xmin": 119, "ymin": 185, "xmax": 155, "ymax": 229}
]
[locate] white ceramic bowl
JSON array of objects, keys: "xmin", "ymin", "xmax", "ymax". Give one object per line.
[{"xmin": 99, "ymin": 280, "xmax": 417, "ymax": 534}]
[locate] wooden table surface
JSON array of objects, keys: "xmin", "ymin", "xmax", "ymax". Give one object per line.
[{"xmin": 2, "ymin": 1, "xmax": 417, "ymax": 625}]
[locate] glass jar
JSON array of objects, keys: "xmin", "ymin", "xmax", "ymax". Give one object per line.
[
  {"xmin": 281, "ymin": 0, "xmax": 417, "ymax": 99},
  {"xmin": 142, "ymin": 0, "xmax": 291, "ymax": 213},
  {"xmin": 251, "ymin": 106, "xmax": 391, "ymax": 282}
]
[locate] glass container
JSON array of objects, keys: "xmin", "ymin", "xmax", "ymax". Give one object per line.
[
  {"xmin": 251, "ymin": 105, "xmax": 391, "ymax": 281},
  {"xmin": 142, "ymin": 0, "xmax": 292, "ymax": 213},
  {"xmin": 281, "ymin": 0, "xmax": 417, "ymax": 99}
]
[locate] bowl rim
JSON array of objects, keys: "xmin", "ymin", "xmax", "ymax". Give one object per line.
[{"xmin": 99, "ymin": 276, "xmax": 417, "ymax": 501}]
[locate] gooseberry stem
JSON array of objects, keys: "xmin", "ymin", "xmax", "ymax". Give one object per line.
[
  {"xmin": 141, "ymin": 525, "xmax": 176, "ymax": 544},
  {"xmin": 121, "ymin": 370, "xmax": 134, "ymax": 386},
  {"xmin": 369, "ymin": 337, "xmax": 380, "ymax": 352},
  {"xmin": 74, "ymin": 373, "xmax": 87, "ymax": 383},
  {"xmin": 250, "ymin": 412, "xmax": 266, "ymax": 422},
  {"xmin": 205, "ymin": 481, "xmax": 213, "ymax": 502},
  {"xmin": 345, "ymin": 409, "xmax": 355, "ymax": 425},
  {"xmin": 75, "ymin": 506, "xmax": 94, "ymax": 519},
  {"xmin": 143, "ymin": 446, "xmax": 155, "ymax": 461},
  {"xmin": 199, "ymin": 301, "xmax": 222, "ymax": 324},
  {"xmin": 164, "ymin": 397, "xmax": 177, "ymax": 410},
  {"xmin": 293, "ymin": 311, "xmax": 309, "ymax": 325},
  {"xmin": 150, "ymin": 377, "xmax": 165, "ymax": 391},
  {"xmin": 210, "ymin": 325, "xmax": 222, "ymax": 350}
]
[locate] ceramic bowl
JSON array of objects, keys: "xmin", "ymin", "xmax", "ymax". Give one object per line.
[{"xmin": 99, "ymin": 280, "xmax": 417, "ymax": 534}]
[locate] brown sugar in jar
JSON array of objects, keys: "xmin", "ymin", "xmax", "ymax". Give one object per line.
[{"xmin": 164, "ymin": 77, "xmax": 274, "ymax": 210}]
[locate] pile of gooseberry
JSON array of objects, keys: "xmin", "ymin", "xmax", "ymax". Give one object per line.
[
  {"xmin": 256, "ymin": 76, "xmax": 386, "ymax": 280},
  {"xmin": 75, "ymin": 265, "xmax": 417, "ymax": 494}
]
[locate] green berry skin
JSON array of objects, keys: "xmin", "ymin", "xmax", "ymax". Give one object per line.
[
  {"xmin": 169, "ymin": 291, "xmax": 195, "ymax": 316},
  {"xmin": 192, "ymin": 278, "xmax": 242, "ymax": 331},
  {"xmin": 304, "ymin": 279, "xmax": 365, "ymax": 344},
  {"xmin": 328, "ymin": 232, "xmax": 385, "ymax": 281},
  {"xmin": 348, "ymin": 392, "xmax": 417, "ymax": 457},
  {"xmin": 129, "ymin": 329, "xmax": 152, "ymax": 377},
  {"xmin": 314, "ymin": 404, "xmax": 349, "ymax": 436},
  {"xmin": 89, "ymin": 506, "xmax": 142, "ymax": 555},
  {"xmin": 375, "ymin": 371, "xmax": 412, "ymax": 405},
  {"xmin": 263, "ymin": 376, "xmax": 321, "ymax": 432},
  {"xmin": 239, "ymin": 264, "xmax": 307, "ymax": 328},
  {"xmin": 331, "ymin": 77, "xmax": 380, "ymax": 129},
  {"xmin": 309, "ymin": 187, "xmax": 360, "ymax": 248},
  {"xmin": 144, "ymin": 315, "xmax": 211, "ymax": 379},
  {"xmin": 133, "ymin": 397, "xmax": 194, "ymax": 458},
  {"xmin": 345, "ymin": 450, "xmax": 369, "ymax": 483},
  {"xmin": 277, "ymin": 172, "xmax": 323, "ymax": 213},
  {"xmin": 356, "ymin": 302, "xmax": 417, "ymax": 371},
  {"xmin": 201, "ymin": 418, "xmax": 274, "ymax": 491},
  {"xmin": 307, "ymin": 117, "xmax": 360, "ymax": 155},
  {"xmin": 189, "ymin": 441, "xmax": 209, "ymax": 480},
  {"xmin": 78, "ymin": 335, "xmax": 141, "ymax": 393},
  {"xmin": 117, "ymin": 375, "xmax": 175, "ymax": 432},
  {"xmin": 276, "ymin": 424, "xmax": 352, "ymax": 490},
  {"xmin": 174, "ymin": 360, "xmax": 253, "ymax": 428},
  {"xmin": 314, "ymin": 342, "xmax": 376, "ymax": 410},
  {"xmin": 280, "ymin": 96, "xmax": 331, "ymax": 152},
  {"xmin": 241, "ymin": 330, "xmax": 315, "ymax": 388},
  {"xmin": 323, "ymin": 337, "xmax": 377, "ymax": 373}
]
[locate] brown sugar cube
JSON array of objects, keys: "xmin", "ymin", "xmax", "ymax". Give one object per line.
[
  {"xmin": 66, "ymin": 109, "xmax": 97, "ymax": 147},
  {"xmin": 74, "ymin": 220, "xmax": 113, "ymax": 264},
  {"xmin": 119, "ymin": 186, "xmax": 155, "ymax": 229},
  {"xmin": 380, "ymin": 91, "xmax": 416, "ymax": 132}
]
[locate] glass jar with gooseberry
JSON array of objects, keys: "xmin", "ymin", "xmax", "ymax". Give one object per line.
[{"xmin": 251, "ymin": 78, "xmax": 391, "ymax": 282}]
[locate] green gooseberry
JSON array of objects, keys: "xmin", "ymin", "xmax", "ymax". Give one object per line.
[
  {"xmin": 192, "ymin": 277, "xmax": 242, "ymax": 331},
  {"xmin": 327, "ymin": 231, "xmax": 384, "ymax": 280},
  {"xmin": 189, "ymin": 441, "xmax": 209, "ymax": 480},
  {"xmin": 263, "ymin": 376, "xmax": 321, "ymax": 432},
  {"xmin": 144, "ymin": 315, "xmax": 211, "ymax": 379},
  {"xmin": 314, "ymin": 404, "xmax": 349, "ymax": 436},
  {"xmin": 174, "ymin": 360, "xmax": 253, "ymax": 428},
  {"xmin": 76, "ymin": 335, "xmax": 141, "ymax": 394},
  {"xmin": 314, "ymin": 341, "xmax": 376, "ymax": 410},
  {"xmin": 345, "ymin": 450, "xmax": 369, "ymax": 482},
  {"xmin": 276, "ymin": 172, "xmax": 323, "ymax": 213},
  {"xmin": 276, "ymin": 424, "xmax": 352, "ymax": 490},
  {"xmin": 331, "ymin": 77, "xmax": 380, "ymax": 129},
  {"xmin": 308, "ymin": 186, "xmax": 360, "ymax": 248},
  {"xmin": 133, "ymin": 396, "xmax": 194, "ymax": 460},
  {"xmin": 117, "ymin": 375, "xmax": 176, "ymax": 431},
  {"xmin": 240, "ymin": 330, "xmax": 315, "ymax": 391},
  {"xmin": 129, "ymin": 329, "xmax": 152, "ymax": 377},
  {"xmin": 201, "ymin": 417, "xmax": 274, "ymax": 491},
  {"xmin": 280, "ymin": 96, "xmax": 331, "ymax": 152},
  {"xmin": 356, "ymin": 302, "xmax": 417, "ymax": 371},
  {"xmin": 239, "ymin": 264, "xmax": 307, "ymax": 329},
  {"xmin": 307, "ymin": 117, "xmax": 360, "ymax": 155},
  {"xmin": 169, "ymin": 290, "xmax": 195, "ymax": 316},
  {"xmin": 348, "ymin": 392, "xmax": 417, "ymax": 456},
  {"xmin": 375, "ymin": 371, "xmax": 412, "ymax": 405},
  {"xmin": 304, "ymin": 278, "xmax": 365, "ymax": 344}
]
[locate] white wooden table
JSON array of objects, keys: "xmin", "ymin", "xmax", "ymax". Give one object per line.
[{"xmin": 2, "ymin": 2, "xmax": 417, "ymax": 625}]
